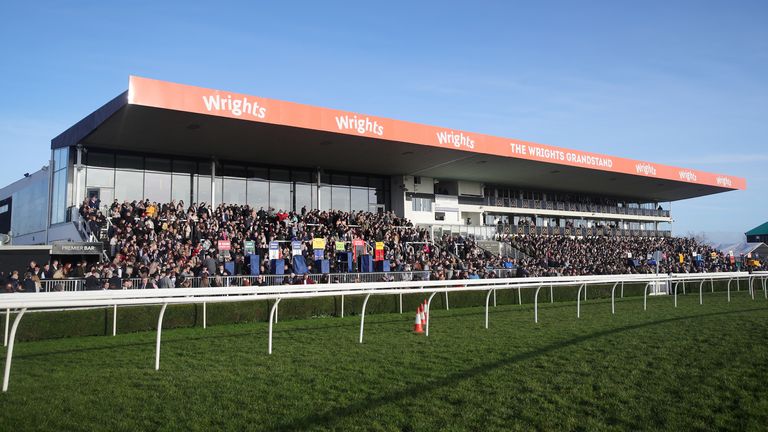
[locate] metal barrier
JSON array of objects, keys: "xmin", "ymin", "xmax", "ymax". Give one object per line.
[{"xmin": 0, "ymin": 272, "xmax": 760, "ymax": 392}]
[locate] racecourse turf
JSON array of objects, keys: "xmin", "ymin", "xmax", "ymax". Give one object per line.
[{"xmin": 0, "ymin": 290, "xmax": 767, "ymax": 431}]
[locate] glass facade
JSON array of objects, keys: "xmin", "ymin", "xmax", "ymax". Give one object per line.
[
  {"xmin": 81, "ymin": 150, "xmax": 390, "ymax": 212},
  {"xmin": 11, "ymin": 173, "xmax": 48, "ymax": 236},
  {"xmin": 50, "ymin": 147, "xmax": 69, "ymax": 224}
]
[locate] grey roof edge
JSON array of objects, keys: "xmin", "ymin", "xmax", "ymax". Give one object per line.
[{"xmin": 50, "ymin": 90, "xmax": 128, "ymax": 149}]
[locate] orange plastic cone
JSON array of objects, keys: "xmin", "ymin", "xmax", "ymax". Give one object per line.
[{"xmin": 413, "ymin": 308, "xmax": 424, "ymax": 334}]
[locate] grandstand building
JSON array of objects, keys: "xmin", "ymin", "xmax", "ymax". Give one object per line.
[{"xmin": 0, "ymin": 76, "xmax": 746, "ymax": 245}]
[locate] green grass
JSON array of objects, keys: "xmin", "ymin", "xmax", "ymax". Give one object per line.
[{"xmin": 1, "ymin": 290, "xmax": 767, "ymax": 431}]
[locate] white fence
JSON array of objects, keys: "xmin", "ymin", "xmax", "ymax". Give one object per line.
[{"xmin": 1, "ymin": 272, "xmax": 766, "ymax": 393}]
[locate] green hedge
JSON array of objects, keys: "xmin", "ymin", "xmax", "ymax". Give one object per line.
[{"xmin": 0, "ymin": 280, "xmax": 733, "ymax": 342}]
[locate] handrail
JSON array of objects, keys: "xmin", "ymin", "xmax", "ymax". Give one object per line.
[{"xmin": 0, "ymin": 272, "xmax": 757, "ymax": 393}]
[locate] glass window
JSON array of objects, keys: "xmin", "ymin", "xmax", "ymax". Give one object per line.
[
  {"xmin": 87, "ymin": 151, "xmax": 114, "ymax": 168},
  {"xmin": 196, "ymin": 175, "xmax": 211, "ymax": 205},
  {"xmin": 11, "ymin": 176, "xmax": 48, "ymax": 236},
  {"xmin": 223, "ymin": 177, "xmax": 247, "ymax": 205},
  {"xmin": 269, "ymin": 181, "xmax": 292, "ymax": 211},
  {"xmin": 116, "ymin": 155, "xmax": 143, "ymax": 170},
  {"xmin": 295, "ymin": 183, "xmax": 312, "ymax": 212},
  {"xmin": 214, "ymin": 177, "xmax": 223, "ymax": 203},
  {"xmin": 320, "ymin": 185, "xmax": 331, "ymax": 211},
  {"xmin": 351, "ymin": 187, "xmax": 368, "ymax": 212},
  {"xmin": 331, "ymin": 185, "xmax": 350, "ymax": 211},
  {"xmin": 115, "ymin": 170, "xmax": 144, "ymax": 202},
  {"xmin": 331, "ymin": 174, "xmax": 349, "ymax": 186},
  {"xmin": 411, "ymin": 197, "xmax": 432, "ymax": 212},
  {"xmin": 86, "ymin": 167, "xmax": 114, "ymax": 188},
  {"xmin": 173, "ymin": 159, "xmax": 196, "ymax": 174},
  {"xmin": 247, "ymin": 179, "xmax": 269, "ymax": 209},
  {"xmin": 172, "ymin": 173, "xmax": 192, "ymax": 204},
  {"xmin": 292, "ymin": 170, "xmax": 312, "ymax": 183},
  {"xmin": 145, "ymin": 158, "xmax": 171, "ymax": 173},
  {"xmin": 144, "ymin": 172, "xmax": 172, "ymax": 203},
  {"xmin": 350, "ymin": 176, "xmax": 368, "ymax": 187}
]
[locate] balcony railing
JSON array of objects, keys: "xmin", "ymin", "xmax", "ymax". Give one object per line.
[{"xmin": 467, "ymin": 197, "xmax": 671, "ymax": 218}]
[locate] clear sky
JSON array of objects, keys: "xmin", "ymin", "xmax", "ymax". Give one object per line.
[{"xmin": 1, "ymin": 0, "xmax": 765, "ymax": 245}]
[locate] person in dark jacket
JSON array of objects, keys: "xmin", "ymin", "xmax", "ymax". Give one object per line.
[
  {"xmin": 22, "ymin": 272, "xmax": 37, "ymax": 293},
  {"xmin": 84, "ymin": 269, "xmax": 101, "ymax": 290}
]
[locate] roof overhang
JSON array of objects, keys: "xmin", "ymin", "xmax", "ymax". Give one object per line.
[{"xmin": 51, "ymin": 76, "xmax": 746, "ymax": 202}]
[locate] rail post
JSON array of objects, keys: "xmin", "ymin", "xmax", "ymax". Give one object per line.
[
  {"xmin": 3, "ymin": 308, "xmax": 9, "ymax": 347},
  {"xmin": 112, "ymin": 305, "xmax": 117, "ymax": 336},
  {"xmin": 493, "ymin": 289, "xmax": 497, "ymax": 307},
  {"xmin": 399, "ymin": 293, "xmax": 403, "ymax": 314},
  {"xmin": 444, "ymin": 291, "xmax": 449, "ymax": 311},
  {"xmin": 621, "ymin": 281, "xmax": 624, "ymax": 298},
  {"xmin": 576, "ymin": 284, "xmax": 586, "ymax": 318},
  {"xmin": 727, "ymin": 278, "xmax": 732, "ymax": 302},
  {"xmin": 340, "ymin": 294, "xmax": 344, "ymax": 318},
  {"xmin": 154, "ymin": 303, "xmax": 168, "ymax": 371},
  {"xmin": 426, "ymin": 292, "xmax": 438, "ymax": 336},
  {"xmin": 610, "ymin": 282, "xmax": 619, "ymax": 314},
  {"xmin": 643, "ymin": 282, "xmax": 652, "ymax": 311},
  {"xmin": 674, "ymin": 281, "xmax": 679, "ymax": 308},
  {"xmin": 699, "ymin": 280, "xmax": 705, "ymax": 305},
  {"xmin": 268, "ymin": 298, "xmax": 282, "ymax": 354},
  {"xmin": 2, "ymin": 308, "xmax": 26, "ymax": 392},
  {"xmin": 203, "ymin": 302, "xmax": 207, "ymax": 329},
  {"xmin": 534, "ymin": 285, "xmax": 543, "ymax": 323},
  {"xmin": 358, "ymin": 293, "xmax": 372, "ymax": 343},
  {"xmin": 749, "ymin": 276, "xmax": 755, "ymax": 300},
  {"xmin": 517, "ymin": 287, "xmax": 522, "ymax": 305},
  {"xmin": 484, "ymin": 290, "xmax": 494, "ymax": 329}
]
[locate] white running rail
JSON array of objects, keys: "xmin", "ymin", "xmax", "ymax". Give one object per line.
[{"xmin": 0, "ymin": 272, "xmax": 764, "ymax": 392}]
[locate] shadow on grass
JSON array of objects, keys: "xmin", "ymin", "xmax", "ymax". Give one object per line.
[{"xmin": 272, "ymin": 306, "xmax": 767, "ymax": 432}]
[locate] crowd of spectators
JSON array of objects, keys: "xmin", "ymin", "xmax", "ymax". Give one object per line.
[
  {"xmin": 1, "ymin": 198, "xmax": 765, "ymax": 292},
  {"xmin": 501, "ymin": 234, "xmax": 756, "ymax": 277}
]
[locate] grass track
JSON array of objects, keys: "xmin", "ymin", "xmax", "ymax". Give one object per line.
[{"xmin": 1, "ymin": 290, "xmax": 767, "ymax": 431}]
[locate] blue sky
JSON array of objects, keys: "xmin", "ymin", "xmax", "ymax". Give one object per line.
[{"xmin": 1, "ymin": 1, "xmax": 766, "ymax": 244}]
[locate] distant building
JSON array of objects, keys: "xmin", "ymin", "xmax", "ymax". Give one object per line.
[{"xmin": 745, "ymin": 222, "xmax": 768, "ymax": 243}]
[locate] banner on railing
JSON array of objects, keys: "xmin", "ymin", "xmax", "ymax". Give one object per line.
[
  {"xmin": 291, "ymin": 240, "xmax": 302, "ymax": 256},
  {"xmin": 335, "ymin": 241, "xmax": 346, "ymax": 251},
  {"xmin": 244, "ymin": 241, "xmax": 255, "ymax": 255},
  {"xmin": 268, "ymin": 241, "xmax": 281, "ymax": 260},
  {"xmin": 312, "ymin": 238, "xmax": 326, "ymax": 250},
  {"xmin": 218, "ymin": 240, "xmax": 231, "ymax": 251}
]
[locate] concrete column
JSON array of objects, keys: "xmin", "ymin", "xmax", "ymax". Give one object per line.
[{"xmin": 210, "ymin": 159, "xmax": 216, "ymax": 208}]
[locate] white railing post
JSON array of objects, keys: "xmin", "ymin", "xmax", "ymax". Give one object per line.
[
  {"xmin": 576, "ymin": 284, "xmax": 585, "ymax": 318},
  {"xmin": 484, "ymin": 290, "xmax": 494, "ymax": 329},
  {"xmin": 2, "ymin": 308, "xmax": 26, "ymax": 392},
  {"xmin": 399, "ymin": 293, "xmax": 403, "ymax": 314},
  {"xmin": 358, "ymin": 293, "xmax": 372, "ymax": 344},
  {"xmin": 493, "ymin": 289, "xmax": 497, "ymax": 307},
  {"xmin": 727, "ymin": 278, "xmax": 732, "ymax": 302},
  {"xmin": 425, "ymin": 292, "xmax": 438, "ymax": 337},
  {"xmin": 699, "ymin": 280, "xmax": 705, "ymax": 305},
  {"xmin": 550, "ymin": 285, "xmax": 553, "ymax": 303},
  {"xmin": 643, "ymin": 283, "xmax": 651, "ymax": 311},
  {"xmin": 750, "ymin": 276, "xmax": 755, "ymax": 300},
  {"xmin": 340, "ymin": 294, "xmax": 344, "ymax": 318},
  {"xmin": 3, "ymin": 308, "xmax": 9, "ymax": 347},
  {"xmin": 444, "ymin": 291, "xmax": 449, "ymax": 311},
  {"xmin": 203, "ymin": 302, "xmax": 207, "ymax": 329},
  {"xmin": 621, "ymin": 281, "xmax": 624, "ymax": 298},
  {"xmin": 534, "ymin": 285, "xmax": 543, "ymax": 323},
  {"xmin": 610, "ymin": 282, "xmax": 619, "ymax": 314},
  {"xmin": 112, "ymin": 304, "xmax": 117, "ymax": 336},
  {"xmin": 517, "ymin": 287, "xmax": 522, "ymax": 305},
  {"xmin": 154, "ymin": 303, "xmax": 168, "ymax": 371},
  {"xmin": 268, "ymin": 299, "xmax": 282, "ymax": 354},
  {"xmin": 674, "ymin": 281, "xmax": 679, "ymax": 308}
]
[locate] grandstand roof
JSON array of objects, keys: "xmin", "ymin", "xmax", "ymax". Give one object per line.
[
  {"xmin": 746, "ymin": 222, "xmax": 768, "ymax": 236},
  {"xmin": 52, "ymin": 76, "xmax": 746, "ymax": 202}
]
